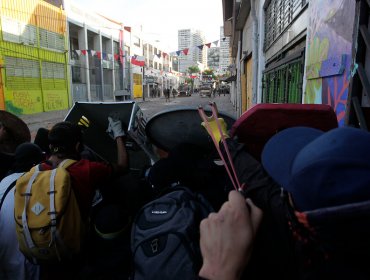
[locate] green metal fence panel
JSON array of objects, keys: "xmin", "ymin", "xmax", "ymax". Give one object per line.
[{"xmin": 262, "ymin": 56, "xmax": 304, "ymax": 104}]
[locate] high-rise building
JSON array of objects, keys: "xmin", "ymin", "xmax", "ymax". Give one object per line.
[
  {"xmin": 219, "ymin": 26, "xmax": 231, "ymax": 74},
  {"xmin": 207, "ymin": 47, "xmax": 220, "ymax": 72},
  {"xmin": 178, "ymin": 29, "xmax": 207, "ymax": 73}
]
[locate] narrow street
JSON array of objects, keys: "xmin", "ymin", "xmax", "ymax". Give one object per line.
[
  {"xmin": 138, "ymin": 94, "xmax": 236, "ymax": 119},
  {"xmin": 20, "ymin": 94, "xmax": 236, "ymax": 140}
]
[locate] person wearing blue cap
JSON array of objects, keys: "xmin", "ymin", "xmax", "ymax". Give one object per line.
[
  {"xmin": 261, "ymin": 126, "xmax": 370, "ymax": 279},
  {"xmin": 200, "ymin": 126, "xmax": 370, "ymax": 280}
]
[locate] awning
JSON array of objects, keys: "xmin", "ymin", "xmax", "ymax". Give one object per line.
[{"xmin": 224, "ymin": 75, "xmax": 236, "ymax": 83}]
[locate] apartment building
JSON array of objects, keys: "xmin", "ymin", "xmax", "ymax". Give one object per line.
[
  {"xmin": 178, "ymin": 29, "xmax": 207, "ymax": 73},
  {"xmin": 207, "ymin": 47, "xmax": 220, "ymax": 72},
  {"xmin": 219, "ymin": 26, "xmax": 231, "ymax": 75}
]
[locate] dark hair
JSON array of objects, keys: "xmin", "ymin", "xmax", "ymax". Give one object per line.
[
  {"xmin": 12, "ymin": 142, "xmax": 43, "ymax": 172},
  {"xmin": 48, "ymin": 121, "xmax": 82, "ymax": 158},
  {"xmin": 34, "ymin": 127, "xmax": 50, "ymax": 155}
]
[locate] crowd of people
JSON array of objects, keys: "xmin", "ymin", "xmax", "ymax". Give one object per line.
[{"xmin": 0, "ymin": 106, "xmax": 369, "ymax": 280}]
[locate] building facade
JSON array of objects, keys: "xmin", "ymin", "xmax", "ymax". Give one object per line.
[
  {"xmin": 64, "ymin": 0, "xmax": 132, "ymax": 103},
  {"xmin": 0, "ymin": 0, "xmax": 69, "ymax": 114},
  {"xmin": 141, "ymin": 39, "xmax": 182, "ymax": 98},
  {"xmin": 222, "ymin": 0, "xmax": 356, "ymax": 126}
]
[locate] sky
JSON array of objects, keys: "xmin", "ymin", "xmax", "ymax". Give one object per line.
[{"xmin": 72, "ymin": 0, "xmax": 224, "ymax": 52}]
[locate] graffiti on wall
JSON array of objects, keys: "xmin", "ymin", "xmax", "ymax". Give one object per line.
[
  {"xmin": 43, "ymin": 90, "xmax": 68, "ymax": 112},
  {"xmin": 5, "ymin": 90, "xmax": 43, "ymax": 115},
  {"xmin": 305, "ymin": 0, "xmax": 355, "ymax": 126},
  {"xmin": 5, "ymin": 89, "xmax": 68, "ymax": 115}
]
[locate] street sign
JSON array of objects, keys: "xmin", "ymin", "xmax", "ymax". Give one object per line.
[{"xmin": 145, "ymin": 76, "xmax": 155, "ymax": 83}]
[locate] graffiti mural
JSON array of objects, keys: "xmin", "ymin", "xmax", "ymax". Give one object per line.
[{"xmin": 305, "ymin": 0, "xmax": 355, "ymax": 126}]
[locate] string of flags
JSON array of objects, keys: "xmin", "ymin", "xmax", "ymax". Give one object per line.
[
  {"xmin": 170, "ymin": 38, "xmax": 227, "ymax": 57},
  {"xmin": 71, "ymin": 38, "xmax": 228, "ymax": 67},
  {"xmin": 72, "ymin": 49, "xmax": 123, "ymax": 61}
]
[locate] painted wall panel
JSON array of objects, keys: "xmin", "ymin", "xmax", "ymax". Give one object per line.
[
  {"xmin": 241, "ymin": 73, "xmax": 247, "ymax": 112},
  {"xmin": 4, "ymin": 89, "xmax": 43, "ymax": 114},
  {"xmin": 0, "ymin": 0, "xmax": 69, "ymax": 115},
  {"xmin": 43, "ymin": 89, "xmax": 68, "ymax": 111},
  {"xmin": 304, "ymin": 0, "xmax": 355, "ymax": 126},
  {"xmin": 133, "ymin": 73, "xmax": 143, "ymax": 98},
  {"xmin": 246, "ymin": 58, "xmax": 253, "ymax": 110},
  {"xmin": 0, "ymin": 68, "xmax": 4, "ymax": 110}
]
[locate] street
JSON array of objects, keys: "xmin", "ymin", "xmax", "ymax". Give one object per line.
[
  {"xmin": 139, "ymin": 94, "xmax": 236, "ymax": 119},
  {"xmin": 20, "ymin": 94, "xmax": 236, "ymax": 140}
]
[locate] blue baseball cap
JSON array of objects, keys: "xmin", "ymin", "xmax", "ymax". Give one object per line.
[{"xmin": 262, "ymin": 126, "xmax": 370, "ymax": 211}]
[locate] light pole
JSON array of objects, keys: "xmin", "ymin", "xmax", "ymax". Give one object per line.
[{"xmin": 142, "ymin": 41, "xmax": 146, "ymax": 102}]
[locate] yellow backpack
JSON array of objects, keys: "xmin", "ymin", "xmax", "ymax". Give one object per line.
[{"xmin": 14, "ymin": 159, "xmax": 84, "ymax": 264}]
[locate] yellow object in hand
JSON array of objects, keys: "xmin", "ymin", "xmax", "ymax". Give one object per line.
[{"xmin": 201, "ymin": 117, "xmax": 229, "ymax": 146}]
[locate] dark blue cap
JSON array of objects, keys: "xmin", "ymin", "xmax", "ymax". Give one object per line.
[{"xmin": 262, "ymin": 127, "xmax": 370, "ymax": 211}]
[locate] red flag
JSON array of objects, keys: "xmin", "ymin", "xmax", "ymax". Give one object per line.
[
  {"xmin": 183, "ymin": 48, "xmax": 189, "ymax": 55},
  {"xmin": 96, "ymin": 51, "xmax": 102, "ymax": 59},
  {"xmin": 131, "ymin": 55, "xmax": 145, "ymax": 67},
  {"xmin": 81, "ymin": 50, "xmax": 87, "ymax": 56},
  {"xmin": 205, "ymin": 43, "xmax": 211, "ymax": 48},
  {"xmin": 124, "ymin": 26, "xmax": 131, "ymax": 32}
]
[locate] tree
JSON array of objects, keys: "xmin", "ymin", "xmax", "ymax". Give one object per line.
[
  {"xmin": 187, "ymin": 65, "xmax": 200, "ymax": 74},
  {"xmin": 203, "ymin": 68, "xmax": 216, "ymax": 80},
  {"xmin": 187, "ymin": 66, "xmax": 200, "ymax": 94}
]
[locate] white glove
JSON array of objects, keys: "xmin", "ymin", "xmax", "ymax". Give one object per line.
[{"xmin": 107, "ymin": 117, "xmax": 125, "ymax": 139}]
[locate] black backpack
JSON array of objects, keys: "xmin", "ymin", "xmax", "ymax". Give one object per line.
[{"xmin": 131, "ymin": 186, "xmax": 214, "ymax": 280}]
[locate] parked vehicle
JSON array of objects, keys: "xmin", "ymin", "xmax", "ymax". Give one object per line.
[{"xmin": 199, "ymin": 82, "xmax": 213, "ymax": 97}]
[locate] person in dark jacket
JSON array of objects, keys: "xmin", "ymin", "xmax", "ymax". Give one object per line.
[{"xmin": 200, "ymin": 125, "xmax": 370, "ymax": 280}]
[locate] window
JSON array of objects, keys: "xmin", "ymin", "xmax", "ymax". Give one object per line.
[
  {"xmin": 2, "ymin": 17, "xmax": 37, "ymax": 46},
  {"xmin": 133, "ymin": 36, "xmax": 140, "ymax": 47},
  {"xmin": 5, "ymin": 56, "xmax": 39, "ymax": 78},
  {"xmin": 262, "ymin": 56, "xmax": 304, "ymax": 104},
  {"xmin": 5, "ymin": 56, "xmax": 41, "ymax": 89},
  {"xmin": 42, "ymin": 61, "xmax": 65, "ymax": 79},
  {"xmin": 71, "ymin": 66, "xmax": 82, "ymax": 83},
  {"xmin": 39, "ymin": 28, "xmax": 65, "ymax": 51},
  {"xmin": 113, "ymin": 41, "xmax": 120, "ymax": 54},
  {"xmin": 264, "ymin": 0, "xmax": 308, "ymax": 50}
]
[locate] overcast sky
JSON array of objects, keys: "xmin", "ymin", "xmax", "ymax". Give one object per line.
[{"xmin": 73, "ymin": 0, "xmax": 223, "ymax": 52}]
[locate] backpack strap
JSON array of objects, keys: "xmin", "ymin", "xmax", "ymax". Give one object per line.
[
  {"xmin": 58, "ymin": 159, "xmax": 76, "ymax": 169},
  {"xmin": 0, "ymin": 179, "xmax": 18, "ymax": 211},
  {"xmin": 49, "ymin": 159, "xmax": 75, "ymax": 251},
  {"xmin": 49, "ymin": 167, "xmax": 58, "ymax": 248},
  {"xmin": 21, "ymin": 166, "xmax": 40, "ymax": 255}
]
